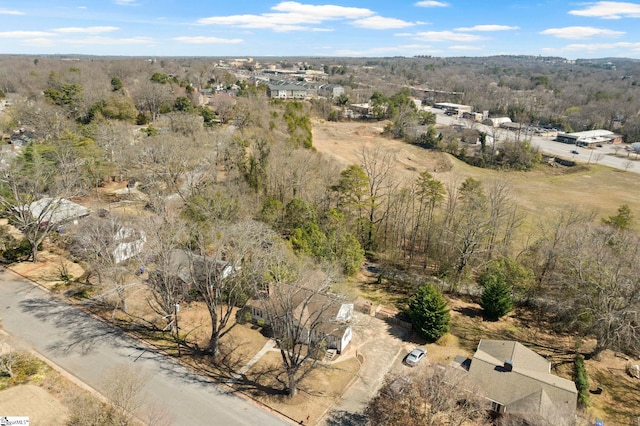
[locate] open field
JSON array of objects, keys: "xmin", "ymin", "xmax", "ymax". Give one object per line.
[{"xmin": 312, "ymin": 119, "xmax": 640, "ymax": 238}]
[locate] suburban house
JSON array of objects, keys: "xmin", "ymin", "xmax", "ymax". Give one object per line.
[
  {"xmin": 267, "ymin": 83, "xmax": 308, "ymax": 99},
  {"xmin": 318, "ymin": 84, "xmax": 345, "ymax": 99},
  {"xmin": 23, "ymin": 197, "xmax": 90, "ymax": 226},
  {"xmin": 159, "ymin": 249, "xmax": 237, "ymax": 288},
  {"xmin": 112, "ymin": 227, "xmax": 146, "ymax": 264},
  {"xmin": 452, "ymin": 339, "xmax": 577, "ymax": 425},
  {"xmin": 556, "ymin": 129, "xmax": 623, "ymax": 146},
  {"xmin": 9, "ymin": 128, "xmax": 37, "ymax": 149},
  {"xmin": 247, "ymin": 281, "xmax": 354, "ymax": 354}
]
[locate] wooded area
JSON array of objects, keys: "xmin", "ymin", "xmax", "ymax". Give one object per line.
[{"xmin": 0, "ymin": 54, "xmax": 638, "ymax": 423}]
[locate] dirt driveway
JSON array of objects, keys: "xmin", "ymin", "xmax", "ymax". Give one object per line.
[{"xmin": 322, "ymin": 311, "xmax": 411, "ymax": 425}]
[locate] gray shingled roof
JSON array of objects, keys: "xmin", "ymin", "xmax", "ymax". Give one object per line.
[{"xmin": 466, "ymin": 340, "xmax": 577, "ymax": 419}]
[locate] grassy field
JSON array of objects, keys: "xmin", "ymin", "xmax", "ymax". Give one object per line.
[{"xmin": 313, "ymin": 120, "xmax": 640, "ymax": 238}]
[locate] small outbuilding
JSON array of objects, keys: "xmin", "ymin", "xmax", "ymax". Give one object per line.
[{"xmin": 483, "ymin": 117, "xmax": 512, "ymax": 127}]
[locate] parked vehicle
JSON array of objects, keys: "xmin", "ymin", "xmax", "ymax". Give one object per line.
[
  {"xmin": 405, "ymin": 348, "xmax": 427, "ymax": 366},
  {"xmin": 571, "ymin": 150, "xmax": 579, "ymax": 154}
]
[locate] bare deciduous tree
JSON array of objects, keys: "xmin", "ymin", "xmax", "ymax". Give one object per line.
[
  {"xmin": 359, "ymin": 145, "xmax": 396, "ymax": 251},
  {"xmin": 366, "ymin": 365, "xmax": 488, "ymax": 426},
  {"xmin": 188, "ymin": 220, "xmax": 280, "ymax": 357},
  {"xmin": 133, "ymin": 79, "xmax": 172, "ymax": 122},
  {"xmin": 551, "ymin": 224, "xmax": 640, "ymax": 357},
  {"xmin": 256, "ymin": 263, "xmax": 346, "ymax": 397},
  {"xmin": 0, "ymin": 159, "xmax": 72, "ymax": 262},
  {"xmin": 70, "ymin": 213, "xmax": 146, "ymax": 317}
]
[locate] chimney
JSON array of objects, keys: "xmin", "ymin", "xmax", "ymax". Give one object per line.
[{"xmin": 504, "ymin": 360, "xmax": 513, "ymax": 372}]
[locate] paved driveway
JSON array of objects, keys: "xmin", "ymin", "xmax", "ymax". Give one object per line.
[
  {"xmin": 0, "ymin": 269, "xmax": 288, "ymax": 426},
  {"xmin": 323, "ymin": 312, "xmax": 411, "ymax": 425}
]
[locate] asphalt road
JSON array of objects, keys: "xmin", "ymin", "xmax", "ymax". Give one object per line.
[
  {"xmin": 431, "ymin": 109, "xmax": 640, "ymax": 174},
  {"xmin": 0, "ymin": 269, "xmax": 289, "ymax": 426}
]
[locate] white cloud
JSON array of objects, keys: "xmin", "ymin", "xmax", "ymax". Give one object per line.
[
  {"xmin": 449, "ymin": 45, "xmax": 484, "ymax": 50},
  {"xmin": 271, "ymin": 2, "xmax": 373, "ymax": 19},
  {"xmin": 198, "ymin": 2, "xmax": 373, "ymax": 31},
  {"xmin": 569, "ymin": 1, "xmax": 640, "ymax": 19},
  {"xmin": 540, "ymin": 26, "xmax": 625, "ymax": 39},
  {"xmin": 543, "ymin": 41, "xmax": 640, "ymax": 52},
  {"xmin": 456, "ymin": 25, "xmax": 519, "ymax": 32},
  {"xmin": 413, "ymin": 31, "xmax": 486, "ymax": 42},
  {"xmin": 54, "ymin": 26, "xmax": 120, "ymax": 34},
  {"xmin": 173, "ymin": 36, "xmax": 243, "ymax": 44},
  {"xmin": 0, "ymin": 9, "xmax": 24, "ymax": 15},
  {"xmin": 0, "ymin": 31, "xmax": 55, "ymax": 38},
  {"xmin": 115, "ymin": 0, "xmax": 138, "ymax": 5},
  {"xmin": 351, "ymin": 16, "xmax": 416, "ymax": 29},
  {"xmin": 64, "ymin": 36, "xmax": 155, "ymax": 45},
  {"xmin": 414, "ymin": 1, "xmax": 449, "ymax": 7}
]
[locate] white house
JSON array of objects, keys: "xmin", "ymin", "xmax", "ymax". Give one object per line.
[
  {"xmin": 247, "ymin": 284, "xmax": 354, "ymax": 354},
  {"xmin": 318, "ymin": 84, "xmax": 345, "ymax": 98},
  {"xmin": 112, "ymin": 227, "xmax": 146, "ymax": 264}
]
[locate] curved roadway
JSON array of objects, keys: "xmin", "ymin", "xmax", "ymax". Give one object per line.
[
  {"xmin": 432, "ymin": 109, "xmax": 640, "ymax": 174},
  {"xmin": 0, "ymin": 269, "xmax": 288, "ymax": 426}
]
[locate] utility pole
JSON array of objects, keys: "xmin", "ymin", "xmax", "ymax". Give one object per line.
[{"xmin": 174, "ymin": 303, "xmax": 181, "ymax": 357}]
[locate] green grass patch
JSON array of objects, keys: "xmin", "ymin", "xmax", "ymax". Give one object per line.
[{"xmin": 0, "ymin": 351, "xmax": 48, "ymax": 390}]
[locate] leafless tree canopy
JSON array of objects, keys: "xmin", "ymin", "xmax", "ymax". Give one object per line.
[{"xmin": 365, "ymin": 365, "xmax": 489, "ymax": 426}]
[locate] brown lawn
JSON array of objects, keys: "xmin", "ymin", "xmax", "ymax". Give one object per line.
[
  {"xmin": 240, "ymin": 350, "xmax": 360, "ymax": 425},
  {"xmin": 0, "ymin": 385, "xmax": 70, "ymax": 425}
]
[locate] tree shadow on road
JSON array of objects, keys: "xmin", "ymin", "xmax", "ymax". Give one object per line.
[{"xmin": 19, "ymin": 296, "xmax": 126, "ymax": 356}]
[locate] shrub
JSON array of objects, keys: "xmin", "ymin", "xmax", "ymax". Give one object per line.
[
  {"xmin": 574, "ymin": 355, "xmax": 590, "ymax": 407},
  {"xmin": 0, "ymin": 351, "xmax": 42, "ymax": 385},
  {"xmin": 2, "ymin": 239, "xmax": 32, "ymax": 262},
  {"xmin": 408, "ymin": 284, "xmax": 450, "ymax": 342}
]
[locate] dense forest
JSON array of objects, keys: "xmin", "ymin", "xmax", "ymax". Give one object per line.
[{"xmin": 0, "ymin": 54, "xmax": 638, "ymax": 420}]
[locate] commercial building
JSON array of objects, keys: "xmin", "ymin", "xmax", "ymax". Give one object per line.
[{"xmin": 556, "ymin": 130, "xmax": 623, "ymax": 146}]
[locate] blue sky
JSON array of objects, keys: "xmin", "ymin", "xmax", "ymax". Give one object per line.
[{"xmin": 1, "ymin": 1, "xmax": 640, "ymax": 58}]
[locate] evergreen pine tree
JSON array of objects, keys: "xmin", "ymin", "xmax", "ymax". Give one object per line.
[
  {"xmin": 408, "ymin": 284, "xmax": 450, "ymax": 342},
  {"xmin": 480, "ymin": 274, "xmax": 513, "ymax": 320}
]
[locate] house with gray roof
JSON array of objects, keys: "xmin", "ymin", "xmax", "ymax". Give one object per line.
[
  {"xmin": 246, "ymin": 277, "xmax": 354, "ymax": 354},
  {"xmin": 318, "ymin": 84, "xmax": 344, "ymax": 99},
  {"xmin": 23, "ymin": 197, "xmax": 90, "ymax": 226},
  {"xmin": 453, "ymin": 339, "xmax": 577, "ymax": 425},
  {"xmin": 267, "ymin": 83, "xmax": 307, "ymax": 100}
]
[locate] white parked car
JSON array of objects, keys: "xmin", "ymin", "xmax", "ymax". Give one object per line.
[{"xmin": 405, "ymin": 347, "xmax": 427, "ymax": 366}]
